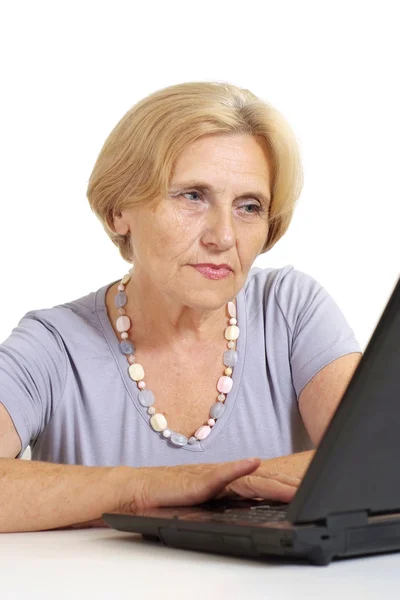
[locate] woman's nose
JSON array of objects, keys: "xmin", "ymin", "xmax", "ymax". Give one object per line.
[{"xmin": 201, "ymin": 206, "xmax": 236, "ymax": 251}]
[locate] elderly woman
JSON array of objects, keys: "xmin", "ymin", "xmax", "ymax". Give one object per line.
[{"xmin": 0, "ymin": 81, "xmax": 361, "ymax": 533}]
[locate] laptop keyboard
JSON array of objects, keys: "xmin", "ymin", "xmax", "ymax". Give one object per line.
[{"xmin": 209, "ymin": 503, "xmax": 289, "ymax": 524}]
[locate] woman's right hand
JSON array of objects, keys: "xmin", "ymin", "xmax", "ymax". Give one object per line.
[{"xmin": 114, "ymin": 458, "xmax": 300, "ymax": 516}]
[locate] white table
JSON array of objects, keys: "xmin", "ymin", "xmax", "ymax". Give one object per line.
[{"xmin": 1, "ymin": 528, "xmax": 399, "ymax": 599}]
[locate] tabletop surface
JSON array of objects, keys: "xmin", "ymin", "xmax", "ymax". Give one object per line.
[{"xmin": 1, "ymin": 527, "xmax": 399, "ymax": 600}]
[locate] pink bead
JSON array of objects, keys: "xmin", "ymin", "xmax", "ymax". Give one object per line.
[
  {"xmin": 138, "ymin": 381, "xmax": 146, "ymax": 389},
  {"xmin": 128, "ymin": 355, "xmax": 135, "ymax": 364},
  {"xmin": 116, "ymin": 315, "xmax": 131, "ymax": 332},
  {"xmin": 217, "ymin": 376, "xmax": 233, "ymax": 394},
  {"xmin": 121, "ymin": 332, "xmax": 128, "ymax": 339},
  {"xmin": 208, "ymin": 419, "xmax": 215, "ymax": 427},
  {"xmin": 118, "ymin": 284, "xmax": 125, "ymax": 291},
  {"xmin": 195, "ymin": 425, "xmax": 211, "ymax": 440},
  {"xmin": 228, "ymin": 301, "xmax": 236, "ymax": 318}
]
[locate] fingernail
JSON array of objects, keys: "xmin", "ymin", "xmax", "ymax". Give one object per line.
[{"xmin": 244, "ymin": 457, "xmax": 259, "ymax": 465}]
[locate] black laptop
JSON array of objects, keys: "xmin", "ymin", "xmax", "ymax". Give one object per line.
[{"xmin": 103, "ymin": 276, "xmax": 400, "ymax": 566}]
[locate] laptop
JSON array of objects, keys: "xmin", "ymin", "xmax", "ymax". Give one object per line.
[{"xmin": 103, "ymin": 276, "xmax": 400, "ymax": 566}]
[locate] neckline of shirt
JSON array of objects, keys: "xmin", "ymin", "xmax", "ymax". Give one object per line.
[{"xmin": 94, "ymin": 277, "xmax": 247, "ymax": 453}]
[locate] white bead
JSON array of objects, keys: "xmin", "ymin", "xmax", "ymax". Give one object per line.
[
  {"xmin": 148, "ymin": 406, "xmax": 156, "ymax": 415},
  {"xmin": 227, "ymin": 341, "xmax": 235, "ymax": 349},
  {"xmin": 117, "ymin": 284, "xmax": 125, "ymax": 291},
  {"xmin": 225, "ymin": 325, "xmax": 239, "ymax": 341},
  {"xmin": 229, "ymin": 318, "xmax": 237, "ymax": 325},
  {"xmin": 128, "ymin": 363, "xmax": 145, "ymax": 381},
  {"xmin": 163, "ymin": 429, "xmax": 171, "ymax": 438},
  {"xmin": 150, "ymin": 413, "xmax": 167, "ymax": 432},
  {"xmin": 218, "ymin": 394, "xmax": 226, "ymax": 402},
  {"xmin": 121, "ymin": 332, "xmax": 128, "ymax": 339}
]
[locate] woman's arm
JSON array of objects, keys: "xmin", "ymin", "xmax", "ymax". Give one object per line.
[
  {"xmin": 0, "ymin": 456, "xmax": 300, "ymax": 533},
  {"xmin": 299, "ymin": 353, "xmax": 362, "ymax": 446},
  {"xmin": 0, "ymin": 457, "xmax": 126, "ymax": 532},
  {"xmin": 250, "ymin": 354, "xmax": 362, "ymax": 483},
  {"xmin": 242, "ymin": 353, "xmax": 361, "ymax": 487}
]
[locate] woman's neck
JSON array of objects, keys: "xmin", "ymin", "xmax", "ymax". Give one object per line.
[{"xmin": 106, "ymin": 274, "xmax": 233, "ymax": 353}]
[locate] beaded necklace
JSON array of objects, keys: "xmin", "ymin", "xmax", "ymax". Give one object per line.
[{"xmin": 114, "ymin": 269, "xmax": 239, "ymax": 448}]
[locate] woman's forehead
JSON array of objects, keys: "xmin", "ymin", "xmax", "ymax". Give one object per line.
[{"xmin": 171, "ymin": 134, "xmax": 271, "ymax": 187}]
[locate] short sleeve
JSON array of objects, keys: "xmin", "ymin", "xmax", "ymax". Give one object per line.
[
  {"xmin": 275, "ymin": 268, "xmax": 362, "ymax": 399},
  {"xmin": 0, "ymin": 312, "xmax": 67, "ymax": 458}
]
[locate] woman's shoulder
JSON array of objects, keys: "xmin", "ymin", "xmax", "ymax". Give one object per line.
[
  {"xmin": 13, "ymin": 280, "xmax": 114, "ymax": 343},
  {"xmin": 244, "ymin": 264, "xmax": 333, "ymax": 334},
  {"xmin": 244, "ymin": 264, "xmax": 318, "ymax": 303}
]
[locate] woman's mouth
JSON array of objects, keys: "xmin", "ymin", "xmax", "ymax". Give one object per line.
[{"xmin": 190, "ymin": 264, "xmax": 232, "ymax": 280}]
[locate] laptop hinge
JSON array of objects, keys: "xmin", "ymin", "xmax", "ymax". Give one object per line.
[{"xmin": 324, "ymin": 510, "xmax": 368, "ymax": 529}]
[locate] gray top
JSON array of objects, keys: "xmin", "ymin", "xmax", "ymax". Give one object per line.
[{"xmin": 0, "ymin": 265, "xmax": 361, "ymax": 467}]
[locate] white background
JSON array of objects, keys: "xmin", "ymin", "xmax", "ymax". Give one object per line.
[
  {"xmin": 0, "ymin": 1, "xmax": 399, "ymax": 580},
  {"xmin": 0, "ymin": 0, "xmax": 399, "ymax": 353}
]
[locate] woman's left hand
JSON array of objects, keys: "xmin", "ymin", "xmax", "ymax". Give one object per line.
[{"xmin": 216, "ymin": 466, "xmax": 301, "ymax": 502}]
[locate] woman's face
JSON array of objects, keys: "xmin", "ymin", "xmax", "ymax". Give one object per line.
[{"xmin": 114, "ymin": 133, "xmax": 272, "ymax": 309}]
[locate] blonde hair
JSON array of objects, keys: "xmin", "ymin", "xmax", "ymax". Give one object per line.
[{"xmin": 87, "ymin": 81, "xmax": 304, "ymax": 263}]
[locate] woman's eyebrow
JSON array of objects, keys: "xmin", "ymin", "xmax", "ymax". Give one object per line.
[{"xmin": 169, "ymin": 180, "xmax": 271, "ymax": 204}]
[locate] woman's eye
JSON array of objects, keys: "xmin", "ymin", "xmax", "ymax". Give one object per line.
[
  {"xmin": 241, "ymin": 204, "xmax": 262, "ymax": 214},
  {"xmin": 182, "ymin": 191, "xmax": 202, "ymax": 201},
  {"xmin": 181, "ymin": 192, "xmax": 262, "ymax": 216}
]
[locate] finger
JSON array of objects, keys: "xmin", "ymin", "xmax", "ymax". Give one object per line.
[
  {"xmin": 223, "ymin": 475, "xmax": 298, "ymax": 503},
  {"xmin": 250, "ymin": 466, "xmax": 303, "ymax": 487},
  {"xmin": 263, "ymin": 472, "xmax": 302, "ymax": 488},
  {"xmin": 192, "ymin": 458, "xmax": 263, "ymax": 505}
]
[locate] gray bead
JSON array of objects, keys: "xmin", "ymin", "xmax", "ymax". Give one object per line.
[
  {"xmin": 223, "ymin": 350, "xmax": 238, "ymax": 367},
  {"xmin": 170, "ymin": 433, "xmax": 188, "ymax": 447},
  {"xmin": 210, "ymin": 402, "xmax": 225, "ymax": 420},
  {"xmin": 120, "ymin": 340, "xmax": 135, "ymax": 355},
  {"xmin": 188, "ymin": 436, "xmax": 197, "ymax": 445},
  {"xmin": 138, "ymin": 389, "xmax": 155, "ymax": 407},
  {"xmin": 115, "ymin": 291, "xmax": 127, "ymax": 308}
]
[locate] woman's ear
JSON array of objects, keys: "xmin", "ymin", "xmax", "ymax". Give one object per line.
[{"xmin": 113, "ymin": 210, "xmax": 130, "ymax": 236}]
